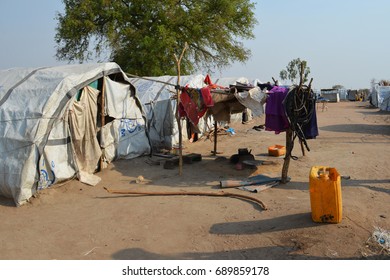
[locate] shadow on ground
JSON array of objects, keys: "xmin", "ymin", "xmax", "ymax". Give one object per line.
[
  {"xmin": 277, "ymin": 179, "xmax": 390, "ymax": 195},
  {"xmin": 341, "ymin": 179, "xmax": 390, "ymax": 195},
  {"xmin": 209, "ymin": 212, "xmax": 320, "ymax": 235},
  {"xmin": 357, "ymin": 106, "xmax": 390, "ymax": 115},
  {"xmin": 320, "ymin": 124, "xmax": 390, "ymax": 135},
  {"xmin": 111, "ymin": 247, "xmax": 389, "ymax": 260},
  {"xmin": 112, "ymin": 246, "xmax": 312, "ymax": 260}
]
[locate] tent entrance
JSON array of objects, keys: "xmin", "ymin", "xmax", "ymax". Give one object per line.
[
  {"xmin": 68, "ymin": 73, "xmax": 149, "ymax": 185},
  {"xmin": 68, "ymin": 75, "xmax": 122, "ymax": 177},
  {"xmin": 68, "ymin": 85, "xmax": 102, "ymax": 185},
  {"xmin": 68, "ymin": 76, "xmax": 117, "ymax": 180}
]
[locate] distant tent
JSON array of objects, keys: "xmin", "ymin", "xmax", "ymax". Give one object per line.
[
  {"xmin": 370, "ymin": 86, "xmax": 390, "ymax": 111},
  {"xmin": 320, "ymin": 88, "xmax": 348, "ymax": 101},
  {"xmin": 129, "ymin": 74, "xmax": 211, "ymax": 151},
  {"xmin": 0, "ymin": 62, "xmax": 150, "ymax": 206},
  {"xmin": 320, "ymin": 89, "xmax": 340, "ymax": 102},
  {"xmin": 347, "ymin": 90, "xmax": 358, "ymax": 101}
]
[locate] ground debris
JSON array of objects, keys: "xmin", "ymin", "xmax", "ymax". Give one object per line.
[
  {"xmin": 371, "ymin": 227, "xmax": 390, "ymax": 252},
  {"xmin": 360, "ymin": 227, "xmax": 390, "ymax": 258}
]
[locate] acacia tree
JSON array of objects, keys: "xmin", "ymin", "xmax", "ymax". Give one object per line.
[
  {"xmin": 379, "ymin": 79, "xmax": 390, "ymax": 86},
  {"xmin": 279, "ymin": 58, "xmax": 310, "ymax": 85},
  {"xmin": 55, "ymin": 0, "xmax": 257, "ymax": 76},
  {"xmin": 332, "ymin": 84, "xmax": 345, "ymax": 89}
]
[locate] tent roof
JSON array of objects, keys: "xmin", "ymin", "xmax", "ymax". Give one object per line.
[
  {"xmin": 211, "ymin": 76, "xmax": 249, "ymax": 87},
  {"xmin": 0, "ymin": 63, "xmax": 124, "ymax": 118},
  {"xmin": 0, "ymin": 63, "xmax": 131, "ymax": 142},
  {"xmin": 129, "ymin": 74, "xmax": 205, "ymax": 104}
]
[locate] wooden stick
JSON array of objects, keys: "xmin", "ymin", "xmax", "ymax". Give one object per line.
[
  {"xmin": 308, "ymin": 78, "xmax": 313, "ymax": 91},
  {"xmin": 213, "ymin": 120, "xmax": 217, "ymax": 155},
  {"xmin": 297, "ymin": 62, "xmax": 305, "ymax": 93},
  {"xmin": 99, "ymin": 77, "xmax": 106, "ymax": 171},
  {"xmin": 174, "ymin": 43, "xmax": 188, "ymax": 176},
  {"xmin": 104, "ymin": 187, "xmax": 267, "ymax": 210},
  {"xmin": 300, "ymin": 139, "xmax": 305, "ymax": 156},
  {"xmin": 281, "ymin": 128, "xmax": 293, "ymax": 183},
  {"xmin": 281, "ymin": 64, "xmax": 313, "ymax": 182}
]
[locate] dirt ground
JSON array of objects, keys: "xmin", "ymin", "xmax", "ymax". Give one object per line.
[{"xmin": 0, "ymin": 101, "xmax": 389, "ymax": 260}]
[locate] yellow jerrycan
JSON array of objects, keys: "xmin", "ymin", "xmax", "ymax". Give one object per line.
[{"xmin": 309, "ymin": 166, "xmax": 342, "ymax": 223}]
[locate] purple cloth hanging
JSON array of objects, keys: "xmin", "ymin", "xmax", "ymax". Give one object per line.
[{"xmin": 265, "ymin": 86, "xmax": 290, "ymax": 134}]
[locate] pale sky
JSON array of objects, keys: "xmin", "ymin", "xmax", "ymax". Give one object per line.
[{"xmin": 0, "ymin": 0, "xmax": 389, "ymax": 90}]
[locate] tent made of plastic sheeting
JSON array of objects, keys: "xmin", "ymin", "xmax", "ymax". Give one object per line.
[
  {"xmin": 319, "ymin": 88, "xmax": 348, "ymax": 101},
  {"xmin": 347, "ymin": 90, "xmax": 358, "ymax": 101},
  {"xmin": 0, "ymin": 62, "xmax": 151, "ymax": 206},
  {"xmin": 128, "ymin": 74, "xmax": 211, "ymax": 151},
  {"xmin": 207, "ymin": 76, "xmax": 266, "ymax": 123},
  {"xmin": 370, "ymin": 86, "xmax": 390, "ymax": 111}
]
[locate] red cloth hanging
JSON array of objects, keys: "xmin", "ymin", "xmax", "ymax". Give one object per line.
[{"xmin": 179, "ymin": 86, "xmax": 214, "ymax": 126}]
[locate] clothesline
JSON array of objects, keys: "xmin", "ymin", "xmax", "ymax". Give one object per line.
[
  {"xmin": 125, "ymin": 72, "xmax": 177, "ymax": 87},
  {"xmin": 125, "ymin": 72, "xmax": 254, "ymax": 96}
]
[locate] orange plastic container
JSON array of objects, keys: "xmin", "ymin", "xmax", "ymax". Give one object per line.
[
  {"xmin": 268, "ymin": 145, "xmax": 286, "ymax": 157},
  {"xmin": 309, "ymin": 166, "xmax": 342, "ymax": 223}
]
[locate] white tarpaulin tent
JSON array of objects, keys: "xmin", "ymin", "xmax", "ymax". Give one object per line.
[
  {"xmin": 129, "ymin": 74, "xmax": 210, "ymax": 150},
  {"xmin": 370, "ymin": 86, "xmax": 390, "ymax": 111},
  {"xmin": 0, "ymin": 62, "xmax": 150, "ymax": 206}
]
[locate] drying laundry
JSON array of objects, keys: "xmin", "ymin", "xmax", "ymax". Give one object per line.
[
  {"xmin": 265, "ymin": 86, "xmax": 290, "ymax": 134},
  {"xmin": 179, "ymin": 86, "xmax": 214, "ymax": 126}
]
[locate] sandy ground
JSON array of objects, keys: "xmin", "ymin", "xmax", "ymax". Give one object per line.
[{"xmin": 0, "ymin": 101, "xmax": 389, "ymax": 260}]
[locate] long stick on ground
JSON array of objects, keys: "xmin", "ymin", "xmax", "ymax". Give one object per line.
[{"xmin": 104, "ymin": 187, "xmax": 267, "ymax": 210}]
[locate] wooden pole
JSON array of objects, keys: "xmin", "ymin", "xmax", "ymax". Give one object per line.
[
  {"xmin": 281, "ymin": 62, "xmax": 304, "ymax": 183},
  {"xmin": 281, "ymin": 128, "xmax": 293, "ymax": 183},
  {"xmin": 300, "ymin": 140, "xmax": 305, "ymax": 156},
  {"xmin": 174, "ymin": 43, "xmax": 188, "ymax": 176},
  {"xmin": 99, "ymin": 77, "xmax": 106, "ymax": 171},
  {"xmin": 213, "ymin": 120, "xmax": 218, "ymax": 155}
]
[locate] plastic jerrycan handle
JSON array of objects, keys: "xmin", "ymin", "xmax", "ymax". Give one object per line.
[{"xmin": 318, "ymin": 167, "xmax": 329, "ymax": 179}]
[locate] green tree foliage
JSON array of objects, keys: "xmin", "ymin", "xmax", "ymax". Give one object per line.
[
  {"xmin": 279, "ymin": 58, "xmax": 310, "ymax": 85},
  {"xmin": 55, "ymin": 0, "xmax": 257, "ymax": 76}
]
